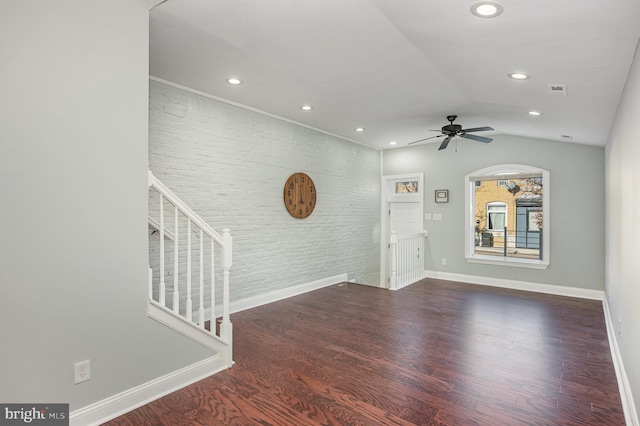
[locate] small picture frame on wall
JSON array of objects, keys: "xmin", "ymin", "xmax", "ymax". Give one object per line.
[{"xmin": 435, "ymin": 189, "xmax": 449, "ymax": 203}]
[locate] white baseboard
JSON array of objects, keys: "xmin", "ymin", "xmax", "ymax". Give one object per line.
[
  {"xmin": 424, "ymin": 270, "xmax": 604, "ymax": 300},
  {"xmin": 602, "ymin": 298, "xmax": 639, "ymax": 426},
  {"xmin": 230, "ymin": 273, "xmax": 348, "ymax": 313},
  {"xmin": 69, "ymin": 355, "xmax": 228, "ymax": 426}
]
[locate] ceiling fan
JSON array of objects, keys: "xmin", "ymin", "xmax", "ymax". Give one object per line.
[{"xmin": 408, "ymin": 115, "xmax": 494, "ymax": 150}]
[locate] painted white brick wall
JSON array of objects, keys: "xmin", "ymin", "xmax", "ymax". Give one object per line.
[{"xmin": 149, "ymin": 80, "xmax": 381, "ymax": 302}]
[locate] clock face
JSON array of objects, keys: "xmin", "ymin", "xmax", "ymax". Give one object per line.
[{"xmin": 283, "ymin": 172, "xmax": 316, "ymax": 219}]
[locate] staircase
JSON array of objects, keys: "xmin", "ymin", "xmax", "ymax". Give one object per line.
[{"xmin": 147, "ymin": 171, "xmax": 233, "ymax": 367}]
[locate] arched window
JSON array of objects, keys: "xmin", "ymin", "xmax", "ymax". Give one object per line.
[{"xmin": 465, "ymin": 164, "xmax": 549, "ymax": 269}]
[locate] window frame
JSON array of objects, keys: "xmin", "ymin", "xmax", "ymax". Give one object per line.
[{"xmin": 465, "ymin": 164, "xmax": 550, "ymax": 269}]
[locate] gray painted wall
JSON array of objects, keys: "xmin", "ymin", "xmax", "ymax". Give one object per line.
[
  {"xmin": 2, "ymin": 0, "xmax": 632, "ymax": 417},
  {"xmin": 0, "ymin": 0, "xmax": 213, "ymax": 411},
  {"xmin": 605, "ymin": 39, "xmax": 640, "ymax": 419},
  {"xmin": 383, "ymin": 134, "xmax": 605, "ymax": 290},
  {"xmin": 149, "ymin": 80, "xmax": 382, "ymax": 299}
]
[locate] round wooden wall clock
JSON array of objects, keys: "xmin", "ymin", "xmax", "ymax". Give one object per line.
[{"xmin": 283, "ymin": 172, "xmax": 316, "ymax": 219}]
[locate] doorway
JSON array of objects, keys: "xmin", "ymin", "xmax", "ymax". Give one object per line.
[{"xmin": 380, "ymin": 174, "xmax": 425, "ymax": 288}]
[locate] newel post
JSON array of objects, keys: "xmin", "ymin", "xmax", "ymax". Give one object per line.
[
  {"xmin": 390, "ymin": 231, "xmax": 398, "ymax": 290},
  {"xmin": 220, "ymin": 228, "xmax": 233, "ymax": 365}
]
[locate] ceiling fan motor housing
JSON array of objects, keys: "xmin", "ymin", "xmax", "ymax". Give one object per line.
[{"xmin": 442, "ymin": 124, "xmax": 462, "ymax": 134}]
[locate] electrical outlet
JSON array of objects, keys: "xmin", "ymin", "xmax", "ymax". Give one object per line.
[
  {"xmin": 74, "ymin": 360, "xmax": 90, "ymax": 384},
  {"xmin": 442, "ymin": 258, "xmax": 447, "ymax": 266}
]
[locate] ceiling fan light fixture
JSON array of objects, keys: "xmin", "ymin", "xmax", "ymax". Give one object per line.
[
  {"xmin": 508, "ymin": 72, "xmax": 531, "ymax": 80},
  {"xmin": 471, "ymin": 1, "xmax": 504, "ymax": 18}
]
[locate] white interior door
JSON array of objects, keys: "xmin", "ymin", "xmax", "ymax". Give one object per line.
[
  {"xmin": 390, "ymin": 202, "xmax": 422, "ymax": 236},
  {"xmin": 381, "ymin": 173, "xmax": 424, "ymax": 288}
]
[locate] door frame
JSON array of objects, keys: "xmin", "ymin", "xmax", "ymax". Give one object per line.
[{"xmin": 380, "ymin": 173, "xmax": 424, "ymax": 288}]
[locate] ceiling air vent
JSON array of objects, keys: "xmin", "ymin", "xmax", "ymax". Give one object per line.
[{"xmin": 548, "ymin": 84, "xmax": 568, "ymax": 96}]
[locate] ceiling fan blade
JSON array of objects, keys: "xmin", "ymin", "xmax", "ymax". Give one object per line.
[
  {"xmin": 461, "ymin": 126, "xmax": 494, "ymax": 133},
  {"xmin": 408, "ymin": 135, "xmax": 443, "ymax": 145},
  {"xmin": 461, "ymin": 133, "xmax": 493, "ymax": 143},
  {"xmin": 438, "ymin": 136, "xmax": 453, "ymax": 150}
]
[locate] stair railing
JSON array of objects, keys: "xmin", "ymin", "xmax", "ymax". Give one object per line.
[
  {"xmin": 148, "ymin": 171, "xmax": 233, "ymax": 355},
  {"xmin": 390, "ymin": 230, "xmax": 427, "ymax": 290}
]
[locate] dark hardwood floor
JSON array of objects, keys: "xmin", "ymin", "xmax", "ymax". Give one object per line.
[{"xmin": 105, "ymin": 279, "xmax": 625, "ymax": 425}]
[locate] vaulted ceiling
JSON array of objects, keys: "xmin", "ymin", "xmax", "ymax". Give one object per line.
[{"xmin": 150, "ymin": 0, "xmax": 640, "ymax": 150}]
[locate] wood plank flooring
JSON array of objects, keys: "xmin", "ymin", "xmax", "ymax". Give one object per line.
[{"xmin": 105, "ymin": 279, "xmax": 625, "ymax": 425}]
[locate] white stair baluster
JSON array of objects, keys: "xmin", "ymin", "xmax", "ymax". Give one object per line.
[
  {"xmin": 413, "ymin": 236, "xmax": 418, "ymax": 285},
  {"xmin": 398, "ymin": 237, "xmax": 407, "ymax": 288},
  {"xmin": 186, "ymin": 219, "xmax": 192, "ymax": 321},
  {"xmin": 416, "ymin": 236, "xmax": 419, "ymax": 278},
  {"xmin": 220, "ymin": 229, "xmax": 233, "ymax": 352},
  {"xmin": 172, "ymin": 206, "xmax": 180, "ymax": 314},
  {"xmin": 159, "ymin": 194, "xmax": 166, "ymax": 306},
  {"xmin": 403, "ymin": 236, "xmax": 408, "ymax": 287},
  {"xmin": 390, "ymin": 231, "xmax": 397, "ymax": 290},
  {"xmin": 210, "ymin": 237, "xmax": 216, "ymax": 335},
  {"xmin": 199, "ymin": 229, "xmax": 205, "ymax": 328},
  {"xmin": 405, "ymin": 237, "xmax": 411, "ymax": 286},
  {"xmin": 415, "ymin": 238, "xmax": 420, "ymax": 282},
  {"xmin": 148, "ymin": 266, "xmax": 153, "ymax": 300}
]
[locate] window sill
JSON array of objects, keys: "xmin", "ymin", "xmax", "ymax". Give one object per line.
[{"xmin": 466, "ymin": 254, "xmax": 549, "ymax": 270}]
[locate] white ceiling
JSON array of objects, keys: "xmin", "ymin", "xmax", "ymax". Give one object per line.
[{"xmin": 150, "ymin": 0, "xmax": 640, "ymax": 150}]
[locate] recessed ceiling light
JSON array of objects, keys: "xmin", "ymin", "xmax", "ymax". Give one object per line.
[
  {"xmin": 389, "ymin": 141, "xmax": 397, "ymax": 146},
  {"xmin": 355, "ymin": 127, "xmax": 365, "ymax": 132},
  {"xmin": 227, "ymin": 78, "xmax": 242, "ymax": 85},
  {"xmin": 300, "ymin": 105, "xmax": 313, "ymax": 111},
  {"xmin": 508, "ymin": 72, "xmax": 531, "ymax": 80},
  {"xmin": 528, "ymin": 111, "xmax": 542, "ymax": 116},
  {"xmin": 470, "ymin": 1, "xmax": 504, "ymax": 18}
]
